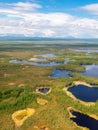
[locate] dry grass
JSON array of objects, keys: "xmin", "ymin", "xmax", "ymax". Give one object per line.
[
  {"xmin": 12, "ymin": 108, "xmax": 35, "ymax": 127},
  {"xmin": 37, "ymin": 98, "xmax": 48, "ymax": 105},
  {"xmin": 73, "ymin": 81, "xmax": 92, "ymax": 87}
]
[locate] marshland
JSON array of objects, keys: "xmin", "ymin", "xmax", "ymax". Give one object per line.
[{"xmin": 1, "ymin": 39, "xmax": 98, "ymax": 130}]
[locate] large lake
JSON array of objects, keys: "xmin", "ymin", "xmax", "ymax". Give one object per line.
[
  {"xmin": 68, "ymin": 84, "xmax": 98, "ymax": 102},
  {"xmin": 70, "ymin": 109, "xmax": 98, "ymax": 130}
]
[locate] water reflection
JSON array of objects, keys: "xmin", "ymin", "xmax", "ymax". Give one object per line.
[{"xmin": 82, "ymin": 64, "xmax": 98, "ymax": 78}]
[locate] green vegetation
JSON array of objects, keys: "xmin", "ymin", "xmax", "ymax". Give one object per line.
[{"xmin": 0, "ymin": 40, "xmax": 98, "ymax": 130}]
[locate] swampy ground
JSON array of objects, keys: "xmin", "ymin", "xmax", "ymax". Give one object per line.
[{"xmin": 0, "ymin": 40, "xmax": 98, "ymax": 130}]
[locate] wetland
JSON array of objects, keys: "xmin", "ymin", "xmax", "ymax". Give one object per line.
[{"xmin": 1, "ymin": 40, "xmax": 98, "ymax": 130}]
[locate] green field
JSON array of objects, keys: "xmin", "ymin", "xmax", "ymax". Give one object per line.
[{"xmin": 0, "ymin": 40, "xmax": 98, "ymax": 130}]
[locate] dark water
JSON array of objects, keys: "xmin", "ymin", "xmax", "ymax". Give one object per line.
[
  {"xmin": 38, "ymin": 88, "xmax": 50, "ymax": 94},
  {"xmin": 70, "ymin": 109, "xmax": 98, "ymax": 130},
  {"xmin": 51, "ymin": 69, "xmax": 69, "ymax": 78},
  {"xmin": 9, "ymin": 59, "xmax": 62, "ymax": 66},
  {"xmin": 68, "ymin": 84, "xmax": 98, "ymax": 102},
  {"xmin": 82, "ymin": 64, "xmax": 98, "ymax": 78}
]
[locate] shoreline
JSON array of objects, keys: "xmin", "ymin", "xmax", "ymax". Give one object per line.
[
  {"xmin": 64, "ymin": 81, "xmax": 95, "ymax": 106},
  {"xmin": 67, "ymin": 107, "xmax": 98, "ymax": 130},
  {"xmin": 73, "ymin": 81, "xmax": 92, "ymax": 87},
  {"xmin": 36, "ymin": 87, "xmax": 51, "ymax": 95}
]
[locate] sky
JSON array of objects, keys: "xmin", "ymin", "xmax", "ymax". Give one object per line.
[{"xmin": 0, "ymin": 0, "xmax": 98, "ymax": 38}]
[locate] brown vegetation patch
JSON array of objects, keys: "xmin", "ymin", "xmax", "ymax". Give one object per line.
[
  {"xmin": 8, "ymin": 82, "xmax": 15, "ymax": 86},
  {"xmin": 12, "ymin": 108, "xmax": 35, "ymax": 127},
  {"xmin": 18, "ymin": 84, "xmax": 25, "ymax": 87},
  {"xmin": 28, "ymin": 58, "xmax": 38, "ymax": 61},
  {"xmin": 37, "ymin": 98, "xmax": 48, "ymax": 105}
]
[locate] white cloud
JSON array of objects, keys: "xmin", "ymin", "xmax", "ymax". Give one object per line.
[
  {"xmin": 0, "ymin": 2, "xmax": 42, "ymax": 17},
  {"xmin": 79, "ymin": 3, "xmax": 98, "ymax": 15},
  {"xmin": 0, "ymin": 2, "xmax": 98, "ymax": 38}
]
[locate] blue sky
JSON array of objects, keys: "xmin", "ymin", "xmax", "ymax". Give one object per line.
[{"xmin": 0, "ymin": 0, "xmax": 98, "ymax": 38}]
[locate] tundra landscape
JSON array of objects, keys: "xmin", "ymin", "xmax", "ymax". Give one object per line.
[{"xmin": 0, "ymin": 40, "xmax": 98, "ymax": 130}]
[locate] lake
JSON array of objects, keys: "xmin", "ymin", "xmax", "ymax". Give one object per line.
[
  {"xmin": 68, "ymin": 84, "xmax": 98, "ymax": 102},
  {"xmin": 70, "ymin": 109, "xmax": 98, "ymax": 130}
]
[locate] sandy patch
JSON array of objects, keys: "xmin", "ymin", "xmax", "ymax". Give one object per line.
[
  {"xmin": 18, "ymin": 84, "xmax": 25, "ymax": 87},
  {"xmin": 12, "ymin": 108, "xmax": 35, "ymax": 127},
  {"xmin": 8, "ymin": 82, "xmax": 15, "ymax": 86},
  {"xmin": 37, "ymin": 98, "xmax": 48, "ymax": 105},
  {"xmin": 73, "ymin": 81, "xmax": 92, "ymax": 87},
  {"xmin": 29, "ymin": 58, "xmax": 37, "ymax": 61}
]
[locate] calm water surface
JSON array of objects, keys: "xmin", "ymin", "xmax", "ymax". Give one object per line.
[
  {"xmin": 68, "ymin": 84, "xmax": 98, "ymax": 102},
  {"xmin": 38, "ymin": 88, "xmax": 50, "ymax": 94},
  {"xmin": 70, "ymin": 109, "xmax": 98, "ymax": 130}
]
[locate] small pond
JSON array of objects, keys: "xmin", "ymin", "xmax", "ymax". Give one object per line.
[
  {"xmin": 51, "ymin": 69, "xmax": 70, "ymax": 78},
  {"xmin": 68, "ymin": 84, "xmax": 98, "ymax": 102},
  {"xmin": 82, "ymin": 64, "xmax": 98, "ymax": 78},
  {"xmin": 70, "ymin": 109, "xmax": 98, "ymax": 130},
  {"xmin": 37, "ymin": 88, "xmax": 50, "ymax": 94}
]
